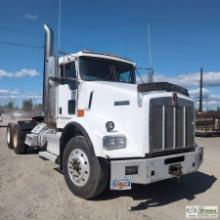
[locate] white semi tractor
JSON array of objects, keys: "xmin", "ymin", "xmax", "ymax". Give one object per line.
[{"xmin": 6, "ymin": 25, "xmax": 203, "ymax": 199}]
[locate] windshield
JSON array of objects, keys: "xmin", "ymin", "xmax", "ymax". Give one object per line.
[{"xmin": 79, "ymin": 56, "xmax": 136, "ymax": 84}]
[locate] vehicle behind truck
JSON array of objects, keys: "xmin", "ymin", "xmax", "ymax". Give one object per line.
[{"xmin": 6, "ymin": 24, "xmax": 203, "ymax": 199}]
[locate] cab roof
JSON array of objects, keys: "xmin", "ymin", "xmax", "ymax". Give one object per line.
[{"xmin": 59, "ymin": 50, "xmax": 136, "ymax": 66}]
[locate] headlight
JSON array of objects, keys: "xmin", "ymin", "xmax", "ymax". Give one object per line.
[{"xmin": 103, "ymin": 135, "xmax": 126, "ymax": 150}]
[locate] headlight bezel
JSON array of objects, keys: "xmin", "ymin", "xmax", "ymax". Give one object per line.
[{"xmin": 103, "ymin": 135, "xmax": 126, "ymax": 150}]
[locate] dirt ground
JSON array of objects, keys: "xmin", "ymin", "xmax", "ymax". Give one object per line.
[{"xmin": 0, "ymin": 123, "xmax": 219, "ymax": 220}]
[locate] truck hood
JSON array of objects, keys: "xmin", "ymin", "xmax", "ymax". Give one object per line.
[
  {"xmin": 83, "ymin": 81, "xmax": 189, "ymax": 97},
  {"xmin": 78, "ymin": 81, "xmax": 192, "ymax": 112},
  {"xmin": 84, "ymin": 81, "xmax": 138, "ymax": 95}
]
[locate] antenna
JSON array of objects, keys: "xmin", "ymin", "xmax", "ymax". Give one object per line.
[
  {"xmin": 147, "ymin": 24, "xmax": 152, "ymax": 67},
  {"xmin": 58, "ymin": 0, "xmax": 62, "ymax": 52},
  {"xmin": 147, "ymin": 24, "xmax": 154, "ymax": 82}
]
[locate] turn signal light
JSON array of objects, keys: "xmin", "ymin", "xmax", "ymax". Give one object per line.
[{"xmin": 77, "ymin": 109, "xmax": 85, "ymax": 117}]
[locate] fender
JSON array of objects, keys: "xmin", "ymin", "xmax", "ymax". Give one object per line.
[{"xmin": 59, "ymin": 121, "xmax": 96, "ymax": 169}]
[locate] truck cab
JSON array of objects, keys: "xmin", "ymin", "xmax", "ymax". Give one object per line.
[
  {"xmin": 6, "ymin": 25, "xmax": 203, "ymax": 199},
  {"xmin": 56, "ymin": 51, "xmax": 136, "ymax": 128}
]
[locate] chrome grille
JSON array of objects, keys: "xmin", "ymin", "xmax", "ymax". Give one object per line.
[{"xmin": 149, "ymin": 97, "xmax": 194, "ymax": 153}]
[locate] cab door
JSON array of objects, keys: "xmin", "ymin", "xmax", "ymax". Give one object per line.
[{"xmin": 56, "ymin": 60, "xmax": 77, "ymax": 126}]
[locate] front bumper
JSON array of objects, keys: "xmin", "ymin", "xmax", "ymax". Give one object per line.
[{"xmin": 110, "ymin": 147, "xmax": 203, "ymax": 186}]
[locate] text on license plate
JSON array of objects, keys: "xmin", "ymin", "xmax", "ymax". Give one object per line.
[{"xmin": 110, "ymin": 179, "xmax": 131, "ymax": 190}]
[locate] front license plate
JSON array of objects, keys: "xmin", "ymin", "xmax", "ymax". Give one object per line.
[{"xmin": 110, "ymin": 179, "xmax": 131, "ymax": 190}]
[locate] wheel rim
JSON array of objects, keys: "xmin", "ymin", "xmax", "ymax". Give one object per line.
[
  {"xmin": 13, "ymin": 130, "xmax": 18, "ymax": 149},
  {"xmin": 7, "ymin": 128, "xmax": 10, "ymax": 144},
  {"xmin": 67, "ymin": 148, "xmax": 90, "ymax": 187}
]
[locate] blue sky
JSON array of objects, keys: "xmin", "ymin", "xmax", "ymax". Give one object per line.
[{"xmin": 0, "ymin": 0, "xmax": 220, "ymax": 109}]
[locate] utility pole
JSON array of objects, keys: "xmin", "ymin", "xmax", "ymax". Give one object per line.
[{"xmin": 199, "ymin": 67, "xmax": 203, "ymax": 112}]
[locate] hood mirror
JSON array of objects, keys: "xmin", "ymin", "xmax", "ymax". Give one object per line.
[{"xmin": 49, "ymin": 77, "xmax": 78, "ymax": 90}]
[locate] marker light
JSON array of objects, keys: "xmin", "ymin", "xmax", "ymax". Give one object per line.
[
  {"xmin": 106, "ymin": 121, "xmax": 115, "ymax": 131},
  {"xmin": 77, "ymin": 109, "xmax": 84, "ymax": 117}
]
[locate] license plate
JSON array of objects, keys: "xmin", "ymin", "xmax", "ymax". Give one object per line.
[{"xmin": 110, "ymin": 179, "xmax": 131, "ymax": 190}]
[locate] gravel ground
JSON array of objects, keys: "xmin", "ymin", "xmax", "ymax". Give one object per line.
[{"xmin": 0, "ymin": 124, "xmax": 219, "ymax": 220}]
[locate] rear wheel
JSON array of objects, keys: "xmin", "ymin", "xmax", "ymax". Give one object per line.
[
  {"xmin": 6, "ymin": 123, "xmax": 16, "ymax": 149},
  {"xmin": 13, "ymin": 124, "xmax": 27, "ymax": 154},
  {"xmin": 63, "ymin": 136, "xmax": 109, "ymax": 199}
]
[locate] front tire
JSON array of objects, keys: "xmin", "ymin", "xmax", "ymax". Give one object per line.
[{"xmin": 63, "ymin": 136, "xmax": 109, "ymax": 199}]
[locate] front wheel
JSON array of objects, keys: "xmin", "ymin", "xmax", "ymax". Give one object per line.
[{"xmin": 62, "ymin": 136, "xmax": 109, "ymax": 199}]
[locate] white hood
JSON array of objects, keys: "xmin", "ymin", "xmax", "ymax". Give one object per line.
[{"xmin": 84, "ymin": 81, "xmax": 137, "ymax": 95}]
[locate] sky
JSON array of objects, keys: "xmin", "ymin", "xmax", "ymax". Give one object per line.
[{"xmin": 0, "ymin": 0, "xmax": 220, "ymax": 110}]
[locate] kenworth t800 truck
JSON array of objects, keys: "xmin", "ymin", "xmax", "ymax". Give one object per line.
[{"xmin": 6, "ymin": 25, "xmax": 203, "ymax": 199}]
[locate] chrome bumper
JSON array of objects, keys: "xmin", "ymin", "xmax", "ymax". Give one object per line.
[{"xmin": 110, "ymin": 147, "xmax": 203, "ymax": 186}]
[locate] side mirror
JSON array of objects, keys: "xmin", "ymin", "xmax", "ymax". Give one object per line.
[{"xmin": 49, "ymin": 77, "xmax": 78, "ymax": 90}]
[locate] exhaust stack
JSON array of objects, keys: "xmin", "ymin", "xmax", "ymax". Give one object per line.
[
  {"xmin": 44, "ymin": 24, "xmax": 54, "ymax": 59},
  {"xmin": 43, "ymin": 24, "xmax": 57, "ymax": 126}
]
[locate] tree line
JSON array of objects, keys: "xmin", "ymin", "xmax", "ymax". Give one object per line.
[{"xmin": 0, "ymin": 99, "xmax": 42, "ymax": 113}]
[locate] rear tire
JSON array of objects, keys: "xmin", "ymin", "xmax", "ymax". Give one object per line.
[
  {"xmin": 63, "ymin": 136, "xmax": 109, "ymax": 199},
  {"xmin": 13, "ymin": 124, "xmax": 27, "ymax": 154},
  {"xmin": 6, "ymin": 123, "xmax": 16, "ymax": 149}
]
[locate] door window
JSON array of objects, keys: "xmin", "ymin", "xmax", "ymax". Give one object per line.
[{"xmin": 60, "ymin": 61, "xmax": 76, "ymax": 78}]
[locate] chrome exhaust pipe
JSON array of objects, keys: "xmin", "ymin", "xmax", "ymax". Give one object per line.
[
  {"xmin": 44, "ymin": 24, "xmax": 54, "ymax": 60},
  {"xmin": 43, "ymin": 24, "xmax": 56, "ymax": 125}
]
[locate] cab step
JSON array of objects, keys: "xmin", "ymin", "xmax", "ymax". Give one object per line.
[{"xmin": 39, "ymin": 151, "xmax": 58, "ymax": 163}]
